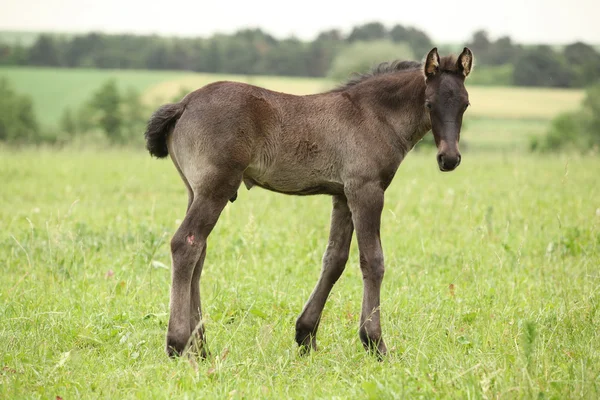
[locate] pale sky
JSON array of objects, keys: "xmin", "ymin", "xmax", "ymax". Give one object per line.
[{"xmin": 1, "ymin": 0, "xmax": 598, "ymax": 44}]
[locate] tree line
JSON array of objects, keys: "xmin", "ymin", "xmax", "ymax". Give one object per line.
[{"xmin": 1, "ymin": 23, "xmax": 599, "ymax": 87}]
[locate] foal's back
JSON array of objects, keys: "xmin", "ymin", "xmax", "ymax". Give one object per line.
[{"xmin": 170, "ymin": 81, "xmax": 363, "ymax": 196}]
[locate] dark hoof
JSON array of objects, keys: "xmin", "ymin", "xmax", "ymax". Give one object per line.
[
  {"xmin": 359, "ymin": 330, "xmax": 387, "ymax": 360},
  {"xmin": 295, "ymin": 329, "xmax": 317, "ymax": 355},
  {"xmin": 166, "ymin": 336, "xmax": 188, "ymax": 358}
]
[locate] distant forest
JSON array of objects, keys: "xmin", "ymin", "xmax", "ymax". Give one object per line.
[{"xmin": 1, "ymin": 22, "xmax": 599, "ymax": 88}]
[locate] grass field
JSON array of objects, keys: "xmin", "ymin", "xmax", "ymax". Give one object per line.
[
  {"xmin": 1, "ymin": 147, "xmax": 599, "ymax": 398},
  {"xmin": 0, "ymin": 63, "xmax": 597, "ymax": 397},
  {"xmin": 0, "ymin": 67, "xmax": 585, "ymax": 126},
  {"xmin": 0, "ymin": 67, "xmax": 189, "ymax": 126}
]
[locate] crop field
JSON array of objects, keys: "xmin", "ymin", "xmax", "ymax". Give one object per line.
[
  {"xmin": 0, "ymin": 66, "xmax": 584, "ymax": 125},
  {"xmin": 1, "ymin": 146, "xmax": 599, "ymax": 398}
]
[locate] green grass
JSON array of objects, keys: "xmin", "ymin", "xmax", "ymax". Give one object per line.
[
  {"xmin": 0, "ymin": 67, "xmax": 585, "ymax": 127},
  {"xmin": 460, "ymin": 117, "xmax": 549, "ymax": 151},
  {"xmin": 1, "ymin": 148, "xmax": 599, "ymax": 398}
]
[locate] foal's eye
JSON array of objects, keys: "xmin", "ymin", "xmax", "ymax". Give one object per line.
[
  {"xmin": 464, "ymin": 103, "xmax": 470, "ymax": 111},
  {"xmin": 426, "ymin": 102, "xmax": 432, "ymax": 110}
]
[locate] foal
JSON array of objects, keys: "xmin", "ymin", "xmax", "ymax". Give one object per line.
[{"xmin": 145, "ymin": 47, "xmax": 473, "ymax": 358}]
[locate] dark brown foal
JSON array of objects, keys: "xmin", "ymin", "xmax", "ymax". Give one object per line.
[{"xmin": 145, "ymin": 47, "xmax": 474, "ymax": 358}]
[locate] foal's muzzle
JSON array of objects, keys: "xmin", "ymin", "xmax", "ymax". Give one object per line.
[{"xmin": 437, "ymin": 152, "xmax": 461, "ymax": 172}]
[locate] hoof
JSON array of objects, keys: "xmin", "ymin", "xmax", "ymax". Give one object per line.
[
  {"xmin": 359, "ymin": 330, "xmax": 387, "ymax": 360},
  {"xmin": 166, "ymin": 336, "xmax": 188, "ymax": 358},
  {"xmin": 295, "ymin": 329, "xmax": 317, "ymax": 355}
]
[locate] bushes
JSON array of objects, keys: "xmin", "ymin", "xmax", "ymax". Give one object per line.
[
  {"xmin": 58, "ymin": 80, "xmax": 149, "ymax": 145},
  {"xmin": 0, "ymin": 78, "xmax": 40, "ymax": 143},
  {"xmin": 0, "ymin": 77, "xmax": 150, "ymax": 146},
  {"xmin": 531, "ymin": 83, "xmax": 600, "ymax": 153}
]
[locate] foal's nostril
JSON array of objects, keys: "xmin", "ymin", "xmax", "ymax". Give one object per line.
[{"xmin": 437, "ymin": 152, "xmax": 461, "ymax": 171}]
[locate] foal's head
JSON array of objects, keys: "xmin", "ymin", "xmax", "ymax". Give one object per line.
[{"xmin": 423, "ymin": 47, "xmax": 473, "ymax": 172}]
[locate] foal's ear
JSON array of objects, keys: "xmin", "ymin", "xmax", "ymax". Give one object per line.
[
  {"xmin": 424, "ymin": 47, "xmax": 440, "ymax": 78},
  {"xmin": 457, "ymin": 47, "xmax": 473, "ymax": 77}
]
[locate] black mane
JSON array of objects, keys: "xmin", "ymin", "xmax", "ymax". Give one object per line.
[{"xmin": 331, "ymin": 60, "xmax": 422, "ymax": 92}]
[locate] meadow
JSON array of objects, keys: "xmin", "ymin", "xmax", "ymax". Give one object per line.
[
  {"xmin": 1, "ymin": 67, "xmax": 599, "ymax": 398},
  {"xmin": 1, "ymin": 147, "xmax": 598, "ymax": 398}
]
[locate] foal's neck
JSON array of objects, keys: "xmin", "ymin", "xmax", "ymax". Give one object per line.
[{"xmin": 352, "ymin": 70, "xmax": 431, "ymax": 152}]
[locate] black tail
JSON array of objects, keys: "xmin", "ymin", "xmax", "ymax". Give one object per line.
[{"xmin": 144, "ymin": 102, "xmax": 185, "ymax": 158}]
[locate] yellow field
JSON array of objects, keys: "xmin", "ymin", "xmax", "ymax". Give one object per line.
[
  {"xmin": 465, "ymin": 86, "xmax": 584, "ymax": 120},
  {"xmin": 143, "ymin": 74, "xmax": 584, "ymax": 121},
  {"xmin": 142, "ymin": 74, "xmax": 328, "ymax": 105}
]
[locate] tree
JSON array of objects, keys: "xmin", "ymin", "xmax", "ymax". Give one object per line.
[
  {"xmin": 390, "ymin": 25, "xmax": 433, "ymax": 58},
  {"xmin": 486, "ymin": 36, "xmax": 520, "ymax": 66},
  {"xmin": 204, "ymin": 38, "xmax": 223, "ymax": 73},
  {"xmin": 306, "ymin": 30, "xmax": 343, "ymax": 77},
  {"xmin": 468, "ymin": 30, "xmax": 490, "ymax": 55},
  {"xmin": 405, "ymin": 27, "xmax": 433, "ymax": 58},
  {"xmin": 563, "ymin": 42, "xmax": 600, "ymax": 87},
  {"xmin": 88, "ymin": 80, "xmax": 124, "ymax": 143},
  {"xmin": 513, "ymin": 46, "xmax": 573, "ymax": 87},
  {"xmin": 347, "ymin": 22, "xmax": 387, "ymax": 42},
  {"xmin": 327, "ymin": 40, "xmax": 414, "ymax": 82},
  {"xmin": 389, "ymin": 25, "xmax": 408, "ymax": 43},
  {"xmin": 144, "ymin": 41, "xmax": 170, "ymax": 70},
  {"xmin": 564, "ymin": 42, "xmax": 599, "ymax": 66},
  {"xmin": 64, "ymin": 33, "xmax": 104, "ymax": 67},
  {"xmin": 168, "ymin": 41, "xmax": 195, "ymax": 71},
  {"xmin": 28, "ymin": 34, "xmax": 63, "ymax": 66},
  {"xmin": 261, "ymin": 38, "xmax": 309, "ymax": 76}
]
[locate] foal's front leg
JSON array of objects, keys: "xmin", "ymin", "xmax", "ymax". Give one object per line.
[{"xmin": 346, "ymin": 181, "xmax": 387, "ymax": 357}]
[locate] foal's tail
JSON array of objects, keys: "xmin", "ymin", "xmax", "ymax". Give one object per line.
[{"xmin": 144, "ymin": 102, "xmax": 185, "ymax": 158}]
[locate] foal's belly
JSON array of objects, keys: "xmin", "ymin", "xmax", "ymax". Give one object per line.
[
  {"xmin": 242, "ymin": 164, "xmax": 344, "ymax": 196},
  {"xmin": 243, "ymin": 177, "xmax": 344, "ymax": 196}
]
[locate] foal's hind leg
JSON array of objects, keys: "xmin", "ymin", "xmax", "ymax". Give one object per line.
[
  {"xmin": 166, "ymin": 170, "xmax": 241, "ymax": 357},
  {"xmin": 188, "ymin": 243, "xmax": 207, "ymax": 357},
  {"xmin": 296, "ymin": 195, "xmax": 354, "ymax": 353}
]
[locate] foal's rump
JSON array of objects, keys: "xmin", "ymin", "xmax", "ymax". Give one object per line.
[{"xmin": 145, "ymin": 81, "xmax": 271, "ymax": 168}]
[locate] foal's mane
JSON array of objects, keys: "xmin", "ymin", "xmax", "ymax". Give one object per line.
[{"xmin": 330, "ymin": 55, "xmax": 459, "ymax": 92}]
